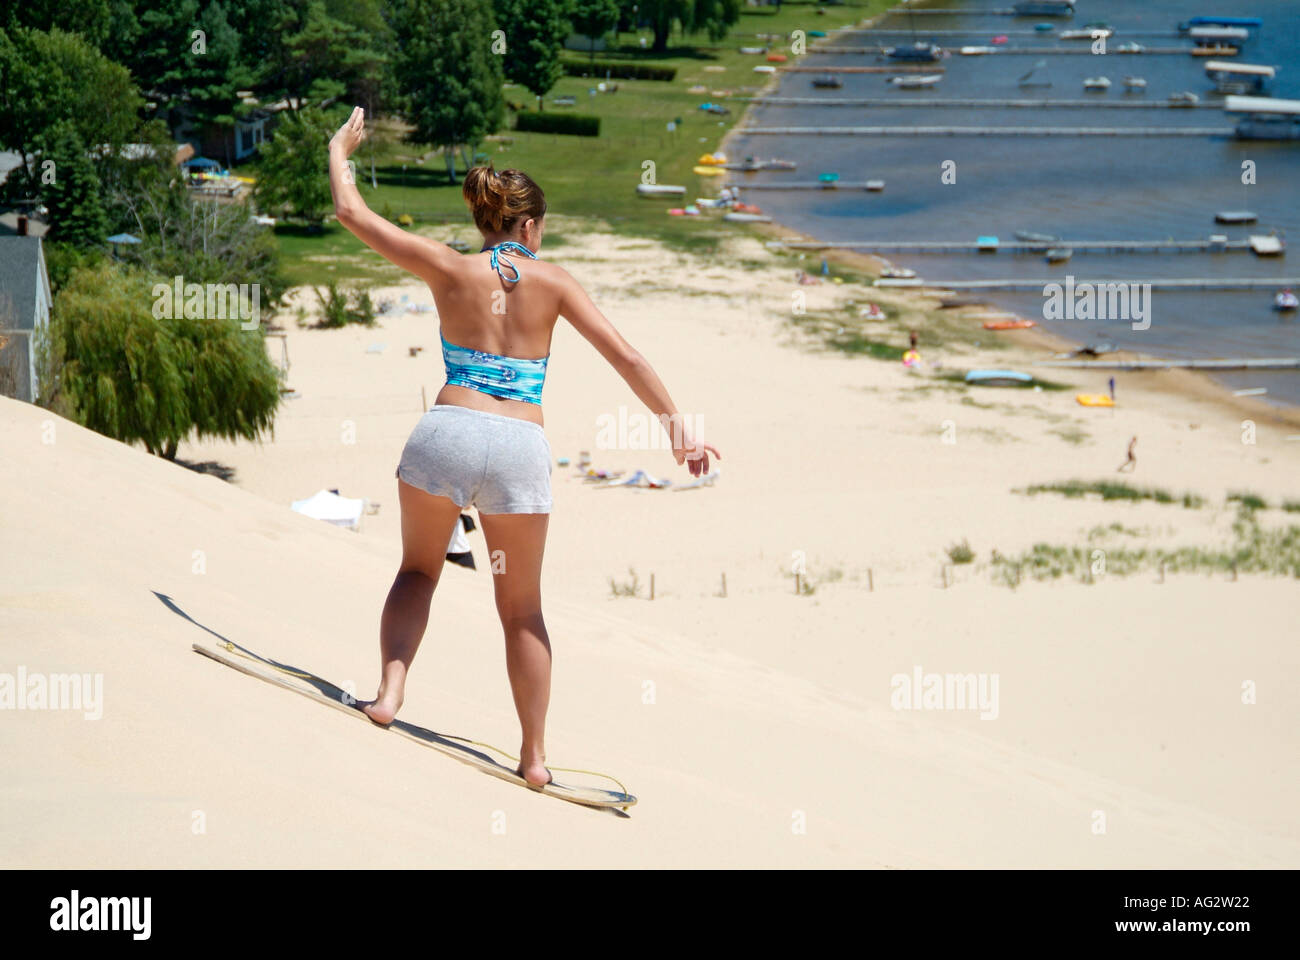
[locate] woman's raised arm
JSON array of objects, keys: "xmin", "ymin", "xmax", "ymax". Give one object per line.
[{"xmin": 328, "ymin": 107, "xmax": 454, "ymax": 285}]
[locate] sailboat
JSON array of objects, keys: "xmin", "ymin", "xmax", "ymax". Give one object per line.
[{"xmin": 884, "ymin": 3, "xmax": 943, "ymax": 62}]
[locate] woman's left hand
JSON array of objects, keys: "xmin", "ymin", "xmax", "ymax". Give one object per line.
[{"xmin": 330, "ymin": 106, "xmax": 366, "ymax": 158}]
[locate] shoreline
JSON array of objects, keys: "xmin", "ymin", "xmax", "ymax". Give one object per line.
[{"xmin": 713, "ymin": 8, "xmax": 1300, "ymax": 433}]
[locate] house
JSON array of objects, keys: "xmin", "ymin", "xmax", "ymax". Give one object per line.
[{"xmin": 0, "ymin": 236, "xmax": 53, "ymax": 404}]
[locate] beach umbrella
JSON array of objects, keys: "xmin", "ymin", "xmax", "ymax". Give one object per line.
[
  {"xmin": 185, "ymin": 157, "xmax": 221, "ymax": 170},
  {"xmin": 106, "ymin": 233, "xmax": 141, "ymax": 245}
]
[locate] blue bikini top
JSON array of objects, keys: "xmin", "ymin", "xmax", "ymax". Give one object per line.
[{"xmin": 440, "ymin": 242, "xmax": 548, "ymax": 404}]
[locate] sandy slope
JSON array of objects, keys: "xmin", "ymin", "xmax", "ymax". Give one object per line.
[{"xmin": 2, "ymin": 225, "xmax": 1297, "ymax": 867}]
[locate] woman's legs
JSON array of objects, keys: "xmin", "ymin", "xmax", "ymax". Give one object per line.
[
  {"xmin": 478, "ymin": 511, "xmax": 552, "ymax": 786},
  {"xmin": 362, "ymin": 478, "xmax": 462, "ymax": 725}
]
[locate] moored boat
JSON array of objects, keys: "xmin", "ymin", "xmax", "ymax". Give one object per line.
[
  {"xmin": 1083, "ymin": 76, "xmax": 1111, "ymax": 91},
  {"xmin": 890, "ymin": 74, "xmax": 943, "ymax": 88},
  {"xmin": 1274, "ymin": 289, "xmax": 1299, "ymax": 311}
]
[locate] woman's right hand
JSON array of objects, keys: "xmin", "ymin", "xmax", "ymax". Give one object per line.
[{"xmin": 674, "ymin": 436, "xmax": 721, "ymax": 477}]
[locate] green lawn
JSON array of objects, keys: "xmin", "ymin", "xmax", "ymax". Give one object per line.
[{"xmin": 268, "ymin": 1, "xmax": 886, "ymax": 287}]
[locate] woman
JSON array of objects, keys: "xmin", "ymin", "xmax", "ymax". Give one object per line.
[{"xmin": 327, "ymin": 108, "xmax": 719, "ymax": 787}]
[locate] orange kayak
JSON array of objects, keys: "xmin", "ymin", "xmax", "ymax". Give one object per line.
[{"xmin": 982, "ymin": 319, "xmax": 1038, "ymax": 331}]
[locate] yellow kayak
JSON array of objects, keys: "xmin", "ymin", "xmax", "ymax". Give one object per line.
[
  {"xmin": 1076, "ymin": 393, "xmax": 1115, "ymax": 407},
  {"xmin": 692, "ymin": 165, "xmax": 727, "ymax": 176}
]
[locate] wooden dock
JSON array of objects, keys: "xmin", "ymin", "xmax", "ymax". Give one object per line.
[
  {"xmin": 782, "ymin": 65, "xmax": 947, "ymax": 74},
  {"xmin": 743, "ymin": 96, "xmax": 1218, "ymax": 110},
  {"xmin": 1036, "ymin": 358, "xmax": 1300, "ymax": 371},
  {"xmin": 770, "ymin": 239, "xmax": 1260, "ymax": 253},
  {"xmin": 880, "ymin": 278, "xmax": 1300, "ymax": 292},
  {"xmin": 725, "ymin": 181, "xmax": 883, "ymax": 191},
  {"xmin": 807, "ymin": 46, "xmax": 1202, "ymax": 56},
  {"xmin": 737, "ymin": 125, "xmax": 1236, "ymax": 137}
]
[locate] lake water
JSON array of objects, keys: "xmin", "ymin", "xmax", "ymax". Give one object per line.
[{"xmin": 725, "ymin": 0, "xmax": 1300, "ymax": 404}]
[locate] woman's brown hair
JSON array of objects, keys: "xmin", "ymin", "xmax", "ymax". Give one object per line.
[{"xmin": 462, "ymin": 164, "xmax": 547, "ymax": 235}]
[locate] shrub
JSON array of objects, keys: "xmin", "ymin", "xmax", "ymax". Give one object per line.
[{"xmin": 514, "ymin": 111, "xmax": 601, "ymax": 136}]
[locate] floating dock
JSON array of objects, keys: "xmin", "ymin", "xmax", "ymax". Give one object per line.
[
  {"xmin": 782, "ymin": 65, "xmax": 947, "ymax": 74},
  {"xmin": 737, "ymin": 125, "xmax": 1236, "ymax": 137},
  {"xmin": 744, "ymin": 96, "xmax": 1217, "ymax": 110},
  {"xmin": 770, "ymin": 239, "xmax": 1264, "ymax": 254},
  {"xmin": 881, "ymin": 278, "xmax": 1300, "ymax": 292}
]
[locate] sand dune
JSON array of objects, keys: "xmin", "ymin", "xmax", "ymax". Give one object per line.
[{"xmin": 3, "ymin": 227, "xmax": 1297, "ymax": 867}]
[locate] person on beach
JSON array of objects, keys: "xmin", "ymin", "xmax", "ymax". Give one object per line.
[
  {"xmin": 327, "ymin": 107, "xmax": 719, "ymax": 786},
  {"xmin": 1117, "ymin": 436, "xmax": 1137, "ymax": 473}
]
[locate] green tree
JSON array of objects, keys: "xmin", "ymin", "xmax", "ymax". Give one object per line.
[
  {"xmin": 251, "ymin": 109, "xmax": 334, "ymax": 227},
  {"xmin": 388, "ymin": 0, "xmax": 504, "ymax": 185},
  {"xmin": 0, "ymin": 26, "xmax": 143, "ymax": 203},
  {"xmin": 187, "ymin": 0, "xmax": 256, "ymax": 166},
  {"xmin": 1, "ymin": 0, "xmax": 112, "ymax": 47},
  {"xmin": 493, "ymin": 0, "xmax": 569, "ymax": 109},
  {"xmin": 54, "ymin": 261, "xmax": 280, "ymax": 459},
  {"xmin": 569, "ymin": 0, "xmax": 619, "ymax": 64},
  {"xmin": 41, "ymin": 122, "xmax": 110, "ymax": 248}
]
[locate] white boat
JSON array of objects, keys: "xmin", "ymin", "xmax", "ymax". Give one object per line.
[
  {"xmin": 960, "ymin": 46, "xmax": 998, "ymax": 55},
  {"xmin": 1274, "ymin": 289, "xmax": 1299, "ymax": 310},
  {"xmin": 636, "ymin": 183, "xmax": 686, "ymax": 197},
  {"xmin": 723, "ymin": 211, "xmax": 772, "ymax": 223},
  {"xmin": 1061, "ymin": 28, "xmax": 1112, "ymax": 40},
  {"xmin": 890, "ymin": 74, "xmax": 943, "ymax": 88},
  {"xmin": 1250, "ymin": 234, "xmax": 1285, "ymax": 256},
  {"xmin": 752, "ymin": 65, "xmax": 777, "ymax": 74},
  {"xmin": 1123, "ymin": 76, "xmax": 1147, "ymax": 89},
  {"xmin": 1168, "ymin": 91, "xmax": 1200, "ymax": 105},
  {"xmin": 1116, "ymin": 42, "xmax": 1144, "ymax": 54},
  {"xmin": 1083, "ymin": 76, "xmax": 1111, "ymax": 91},
  {"xmin": 880, "ymin": 266, "xmax": 917, "ymax": 279}
]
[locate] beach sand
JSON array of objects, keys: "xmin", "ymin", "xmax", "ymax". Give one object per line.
[{"xmin": 2, "ymin": 222, "xmax": 1297, "ymax": 867}]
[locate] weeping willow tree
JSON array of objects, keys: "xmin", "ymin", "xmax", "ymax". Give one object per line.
[{"xmin": 53, "ymin": 261, "xmax": 280, "ymax": 459}]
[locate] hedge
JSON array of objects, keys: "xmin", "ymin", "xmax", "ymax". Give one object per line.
[
  {"xmin": 560, "ymin": 60, "xmax": 677, "ymax": 81},
  {"xmin": 514, "ymin": 112, "xmax": 601, "ymax": 137}
]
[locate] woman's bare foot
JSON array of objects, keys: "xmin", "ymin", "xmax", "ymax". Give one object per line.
[
  {"xmin": 517, "ymin": 750, "xmax": 552, "ymax": 787},
  {"xmin": 361, "ymin": 690, "xmax": 402, "ymax": 726}
]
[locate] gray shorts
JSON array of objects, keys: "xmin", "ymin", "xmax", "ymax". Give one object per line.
[{"xmin": 396, "ymin": 405, "xmax": 553, "ymax": 514}]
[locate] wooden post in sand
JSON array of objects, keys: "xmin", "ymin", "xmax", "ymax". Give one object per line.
[
  {"xmin": 867, "ymin": 569, "xmax": 874, "ymax": 592},
  {"xmin": 794, "ymin": 572, "xmax": 801, "ymax": 594},
  {"xmin": 650, "ymin": 573, "xmax": 655, "ymax": 600},
  {"xmin": 721, "ymin": 573, "xmax": 727, "ymax": 598},
  {"xmin": 421, "ymin": 386, "xmax": 427, "ymax": 411},
  {"xmin": 941, "ymin": 565, "xmax": 949, "ymax": 589}
]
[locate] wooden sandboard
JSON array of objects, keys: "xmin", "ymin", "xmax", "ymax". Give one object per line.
[{"xmin": 191, "ymin": 639, "xmax": 636, "ymax": 810}]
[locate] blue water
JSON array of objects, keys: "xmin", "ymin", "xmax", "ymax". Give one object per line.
[{"xmin": 727, "ymin": 0, "xmax": 1300, "ymax": 404}]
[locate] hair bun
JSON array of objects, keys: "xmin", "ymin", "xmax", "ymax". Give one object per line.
[{"xmin": 463, "ymin": 164, "xmax": 546, "ymax": 236}]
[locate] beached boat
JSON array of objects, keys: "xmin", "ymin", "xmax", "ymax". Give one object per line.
[
  {"xmin": 723, "ymin": 211, "xmax": 772, "ymax": 223},
  {"xmin": 1083, "ymin": 76, "xmax": 1111, "ymax": 91},
  {"xmin": 1076, "ymin": 393, "xmax": 1115, "ymax": 407},
  {"xmin": 738, "ymin": 46, "xmax": 765, "ymax": 55},
  {"xmin": 767, "ymin": 54, "xmax": 787, "ymax": 63},
  {"xmin": 890, "ymin": 74, "xmax": 943, "ymax": 88},
  {"xmin": 880, "ymin": 267, "xmax": 918, "ymax": 279},
  {"xmin": 885, "ymin": 42, "xmax": 943, "ymax": 62},
  {"xmin": 811, "ymin": 74, "xmax": 843, "ymax": 88},
  {"xmin": 1012, "ymin": 1, "xmax": 1075, "ymax": 16},
  {"xmin": 1274, "ymin": 289, "xmax": 1299, "ymax": 311},
  {"xmin": 1045, "ymin": 247, "xmax": 1073, "ymax": 262},
  {"xmin": 636, "ymin": 183, "xmax": 686, "ymax": 196},
  {"xmin": 1168, "ymin": 91, "xmax": 1200, "ymax": 106},
  {"xmin": 752, "ymin": 65, "xmax": 777, "ymax": 74},
  {"xmin": 966, "ymin": 369, "xmax": 1034, "ymax": 387},
  {"xmin": 1015, "ymin": 230, "xmax": 1058, "ymax": 243},
  {"xmin": 1123, "ymin": 76, "xmax": 1147, "ymax": 90},
  {"xmin": 692, "ymin": 165, "xmax": 727, "ymax": 177},
  {"xmin": 1215, "ymin": 210, "xmax": 1257, "ymax": 224},
  {"xmin": 982, "ymin": 319, "xmax": 1038, "ymax": 331}
]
